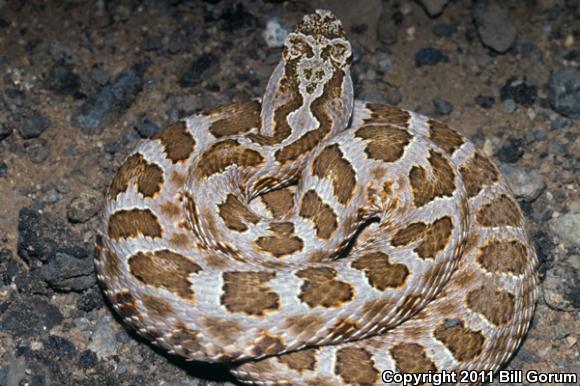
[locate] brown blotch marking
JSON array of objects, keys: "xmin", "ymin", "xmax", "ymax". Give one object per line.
[
  {"xmin": 277, "ymin": 349, "xmax": 317, "ymax": 373},
  {"xmin": 459, "ymin": 152, "xmax": 499, "ymax": 197},
  {"xmin": 196, "ymin": 139, "xmax": 264, "ymax": 178},
  {"xmin": 252, "ymin": 332, "xmax": 285, "ymax": 357},
  {"xmin": 296, "ymin": 267, "xmax": 354, "ymax": 308},
  {"xmin": 391, "ymin": 216, "xmax": 453, "ymax": 259},
  {"xmin": 409, "ymin": 150, "xmax": 456, "ymax": 207},
  {"xmin": 434, "ymin": 319, "xmax": 485, "ymax": 361},
  {"xmin": 335, "ymin": 347, "xmax": 379, "ymax": 386},
  {"xmin": 477, "ymin": 194, "xmax": 521, "ymax": 227},
  {"xmin": 390, "ymin": 343, "xmax": 437, "ymax": 373},
  {"xmin": 108, "ymin": 153, "xmax": 165, "ymax": 199},
  {"xmin": 364, "ymin": 103, "xmax": 411, "ymax": 127},
  {"xmin": 352, "ymin": 251, "xmax": 409, "ymax": 290},
  {"xmin": 160, "ymin": 201, "xmax": 181, "ymax": 219},
  {"xmin": 153, "ymin": 121, "xmax": 195, "ymax": 163},
  {"xmin": 108, "ymin": 209, "xmax": 162, "ymax": 240},
  {"xmin": 221, "ymin": 271, "xmax": 279, "ymax": 316},
  {"xmin": 428, "ymin": 120, "xmax": 464, "ymax": 155},
  {"xmin": 208, "ymin": 101, "xmax": 260, "ymax": 137},
  {"xmin": 166, "ymin": 322, "xmax": 203, "ymax": 356},
  {"xmin": 128, "ymin": 250, "xmax": 201, "ymax": 299},
  {"xmin": 478, "ymin": 239, "xmax": 528, "ymax": 275},
  {"xmin": 255, "ymin": 222, "xmax": 304, "ymax": 258},
  {"xmin": 203, "ymin": 253, "xmax": 230, "ymax": 269},
  {"xmin": 274, "ymin": 68, "xmax": 344, "ymax": 163},
  {"xmin": 260, "ymin": 188, "xmax": 294, "ymax": 217},
  {"xmin": 284, "ymin": 315, "xmax": 325, "ymax": 336},
  {"xmin": 218, "ymin": 194, "xmax": 260, "ymax": 232},
  {"xmin": 141, "ymin": 294, "xmax": 174, "ymax": 320},
  {"xmin": 466, "ymin": 284, "xmax": 515, "ymax": 326},
  {"xmin": 328, "ymin": 319, "xmax": 360, "ymax": 340},
  {"xmin": 312, "ymin": 144, "xmax": 356, "ymax": 205},
  {"xmin": 453, "ymin": 268, "xmax": 479, "ymax": 290},
  {"xmin": 169, "ymin": 232, "xmax": 192, "ymax": 248},
  {"xmin": 306, "ymin": 377, "xmax": 336, "ymax": 386},
  {"xmin": 355, "ymin": 125, "xmax": 412, "ymax": 163},
  {"xmin": 299, "ymin": 190, "xmax": 337, "ymax": 240},
  {"xmin": 114, "ymin": 291, "xmax": 140, "ymax": 320},
  {"xmin": 202, "ymin": 317, "xmax": 243, "ymax": 345}
]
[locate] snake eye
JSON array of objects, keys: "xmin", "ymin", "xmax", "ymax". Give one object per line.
[{"xmin": 284, "ymin": 36, "xmax": 314, "ymax": 60}]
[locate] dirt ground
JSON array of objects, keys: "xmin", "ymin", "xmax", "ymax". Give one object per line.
[{"xmin": 0, "ymin": 1, "xmax": 579, "ymax": 385}]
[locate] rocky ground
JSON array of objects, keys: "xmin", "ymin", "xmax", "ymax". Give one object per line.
[{"xmin": 0, "ymin": 0, "xmax": 579, "ymax": 385}]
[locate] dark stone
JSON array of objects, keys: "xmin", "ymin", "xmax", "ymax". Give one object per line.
[
  {"xmin": 17, "ymin": 206, "xmax": 84, "ymax": 264},
  {"xmin": 141, "ymin": 33, "xmax": 163, "ymax": 51},
  {"xmin": 179, "ymin": 53, "xmax": 220, "ymax": 87},
  {"xmin": 135, "ymin": 115, "xmax": 161, "ymax": 138},
  {"xmin": 22, "ymin": 138, "xmax": 50, "ymax": 164},
  {"xmin": 45, "ymin": 335, "xmax": 77, "ymax": 359},
  {"xmin": 520, "ymin": 41, "xmax": 543, "ymax": 63},
  {"xmin": 40, "ymin": 250, "xmax": 96, "ymax": 291},
  {"xmin": 418, "ymin": 0, "xmax": 450, "ymax": 17},
  {"xmin": 548, "ymin": 68, "xmax": 580, "ymax": 118},
  {"xmin": 432, "ymin": 96, "xmax": 453, "ymax": 114},
  {"xmin": 220, "ymin": 3, "xmax": 258, "ymax": 33},
  {"xmin": 14, "ymin": 268, "xmax": 51, "ymax": 296},
  {"xmin": 377, "ymin": 11, "xmax": 399, "ymax": 46},
  {"xmin": 0, "ymin": 122, "xmax": 11, "ymax": 140},
  {"xmin": 414, "ymin": 47, "xmax": 449, "ymax": 67},
  {"xmin": 500, "ymin": 77, "xmax": 537, "ymax": 107},
  {"xmin": 432, "ymin": 23, "xmax": 457, "ymax": 37},
  {"xmin": 0, "ymin": 161, "xmax": 6, "ymax": 178},
  {"xmin": 0, "ymin": 249, "xmax": 20, "ymax": 285},
  {"xmin": 475, "ymin": 95, "xmax": 495, "ymax": 108},
  {"xmin": 77, "ymin": 288, "xmax": 104, "ymax": 312},
  {"xmin": 71, "ymin": 68, "xmax": 143, "ymax": 135},
  {"xmin": 0, "ymin": 297, "xmax": 63, "ymax": 336},
  {"xmin": 18, "ymin": 111, "xmax": 51, "ymax": 139},
  {"xmin": 44, "ymin": 62, "xmax": 80, "ymax": 95},
  {"xmin": 473, "ymin": 0, "xmax": 517, "ymax": 53},
  {"xmin": 495, "ymin": 136, "xmax": 523, "ymax": 163},
  {"xmin": 168, "ymin": 27, "xmax": 195, "ymax": 54},
  {"xmin": 78, "ymin": 350, "xmax": 98, "ymax": 369}
]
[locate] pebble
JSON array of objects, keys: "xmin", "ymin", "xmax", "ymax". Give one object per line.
[
  {"xmin": 543, "ymin": 264, "xmax": 579, "ymax": 311},
  {"xmin": 520, "ymin": 41, "xmax": 543, "ymax": 63},
  {"xmin": 549, "ymin": 212, "xmax": 580, "ymax": 247},
  {"xmin": 0, "ymin": 297, "xmax": 63, "ymax": 336},
  {"xmin": 432, "ymin": 97, "xmax": 453, "ymax": 115},
  {"xmin": 0, "ymin": 161, "xmax": 6, "ymax": 178},
  {"xmin": 17, "ymin": 111, "xmax": 51, "ymax": 139},
  {"xmin": 376, "ymin": 53, "xmax": 392, "ymax": 73},
  {"xmin": 263, "ymin": 18, "xmax": 290, "ymax": 48},
  {"xmin": 167, "ymin": 27, "xmax": 194, "ymax": 54},
  {"xmin": 495, "ymin": 136, "xmax": 523, "ymax": 163},
  {"xmin": 474, "ymin": 95, "xmax": 495, "ymax": 108},
  {"xmin": 0, "ymin": 122, "xmax": 11, "ymax": 140},
  {"xmin": 548, "ymin": 67, "xmax": 580, "ymax": 118},
  {"xmin": 40, "ymin": 250, "xmax": 96, "ymax": 291},
  {"xmin": 71, "ymin": 67, "xmax": 144, "ymax": 135},
  {"xmin": 473, "ymin": 0, "xmax": 517, "ymax": 53},
  {"xmin": 550, "ymin": 115, "xmax": 572, "ymax": 130},
  {"xmin": 67, "ymin": 189, "xmax": 102, "ymax": 223},
  {"xmin": 135, "ymin": 115, "xmax": 161, "ymax": 138},
  {"xmin": 500, "ymin": 99, "xmax": 517, "ymax": 113},
  {"xmin": 432, "ymin": 23, "xmax": 456, "ymax": 37},
  {"xmin": 414, "ymin": 47, "xmax": 449, "ymax": 67},
  {"xmin": 418, "ymin": 0, "xmax": 450, "ymax": 16},
  {"xmin": 88, "ymin": 315, "xmax": 120, "ymax": 360},
  {"xmin": 78, "ymin": 350, "xmax": 98, "ymax": 369},
  {"xmin": 499, "ymin": 164, "xmax": 545, "ymax": 201},
  {"xmin": 44, "ymin": 62, "xmax": 81, "ymax": 96},
  {"xmin": 500, "ymin": 78, "xmax": 537, "ymax": 107},
  {"xmin": 179, "ymin": 53, "xmax": 220, "ymax": 88}
]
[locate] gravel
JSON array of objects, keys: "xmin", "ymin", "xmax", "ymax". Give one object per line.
[
  {"xmin": 549, "ymin": 212, "xmax": 580, "ymax": 247},
  {"xmin": 66, "ymin": 189, "xmax": 103, "ymax": 223},
  {"xmin": 495, "ymin": 136, "xmax": 523, "ymax": 163},
  {"xmin": 135, "ymin": 115, "xmax": 161, "ymax": 138},
  {"xmin": 179, "ymin": 53, "xmax": 220, "ymax": 88},
  {"xmin": 500, "ymin": 99, "xmax": 517, "ymax": 113},
  {"xmin": 414, "ymin": 47, "xmax": 449, "ymax": 67},
  {"xmin": 548, "ymin": 67, "xmax": 580, "ymax": 118},
  {"xmin": 418, "ymin": 0, "xmax": 450, "ymax": 17},
  {"xmin": 17, "ymin": 111, "xmax": 51, "ymax": 139},
  {"xmin": 500, "ymin": 77, "xmax": 537, "ymax": 107},
  {"xmin": 45, "ymin": 62, "xmax": 81, "ymax": 96},
  {"xmin": 474, "ymin": 94, "xmax": 495, "ymax": 108},
  {"xmin": 0, "ymin": 122, "xmax": 11, "ymax": 140},
  {"xmin": 473, "ymin": 0, "xmax": 517, "ymax": 53},
  {"xmin": 432, "ymin": 23, "xmax": 457, "ymax": 37},
  {"xmin": 0, "ymin": 297, "xmax": 63, "ymax": 336},
  {"xmin": 432, "ymin": 96, "xmax": 453, "ymax": 115}
]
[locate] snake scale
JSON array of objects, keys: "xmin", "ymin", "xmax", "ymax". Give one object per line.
[{"xmin": 95, "ymin": 10, "xmax": 539, "ymax": 385}]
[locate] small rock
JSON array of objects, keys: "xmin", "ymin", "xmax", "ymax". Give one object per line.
[
  {"xmin": 67, "ymin": 190, "xmax": 102, "ymax": 223},
  {"xmin": 141, "ymin": 33, "xmax": 163, "ymax": 52},
  {"xmin": 0, "ymin": 250, "xmax": 20, "ymax": 286},
  {"xmin": 414, "ymin": 47, "xmax": 449, "ymax": 67},
  {"xmin": 473, "ymin": 0, "xmax": 517, "ymax": 53},
  {"xmin": 179, "ymin": 53, "xmax": 220, "ymax": 88},
  {"xmin": 543, "ymin": 264, "xmax": 580, "ymax": 311},
  {"xmin": 475, "ymin": 95, "xmax": 495, "ymax": 108},
  {"xmin": 495, "ymin": 136, "xmax": 523, "ymax": 163},
  {"xmin": 0, "ymin": 297, "xmax": 63, "ymax": 336},
  {"xmin": 500, "ymin": 99, "xmax": 517, "ymax": 113},
  {"xmin": 0, "ymin": 122, "xmax": 12, "ymax": 140},
  {"xmin": 549, "ymin": 212, "xmax": 580, "ymax": 247},
  {"xmin": 377, "ymin": 12, "xmax": 399, "ymax": 46},
  {"xmin": 89, "ymin": 67, "xmax": 110, "ymax": 86},
  {"xmin": 432, "ymin": 23, "xmax": 457, "ymax": 37},
  {"xmin": 40, "ymin": 250, "xmax": 96, "ymax": 291},
  {"xmin": 550, "ymin": 115, "xmax": 572, "ymax": 130},
  {"xmin": 432, "ymin": 97, "xmax": 453, "ymax": 115},
  {"xmin": 500, "ymin": 77, "xmax": 537, "ymax": 107},
  {"xmin": 0, "ymin": 161, "xmax": 6, "ymax": 178},
  {"xmin": 77, "ymin": 288, "xmax": 104, "ymax": 312},
  {"xmin": 78, "ymin": 350, "xmax": 98, "ymax": 369},
  {"xmin": 135, "ymin": 115, "xmax": 161, "ymax": 138},
  {"xmin": 44, "ymin": 62, "xmax": 81, "ymax": 96},
  {"xmin": 18, "ymin": 111, "xmax": 51, "ymax": 139},
  {"xmin": 167, "ymin": 27, "xmax": 194, "ymax": 54},
  {"xmin": 262, "ymin": 18, "xmax": 290, "ymax": 48},
  {"xmin": 548, "ymin": 68, "xmax": 580, "ymax": 118},
  {"xmin": 499, "ymin": 164, "xmax": 545, "ymax": 201},
  {"xmin": 88, "ymin": 315, "xmax": 120, "ymax": 360},
  {"xmin": 44, "ymin": 335, "xmax": 77, "ymax": 359},
  {"xmin": 520, "ymin": 41, "xmax": 543, "ymax": 63},
  {"xmin": 72, "ymin": 67, "xmax": 143, "ymax": 135},
  {"xmin": 418, "ymin": 0, "xmax": 450, "ymax": 16}
]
